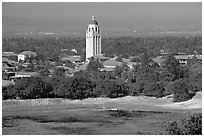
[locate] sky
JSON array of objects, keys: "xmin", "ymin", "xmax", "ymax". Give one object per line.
[
  {"xmin": 3, "ymin": 2, "xmax": 201, "ymax": 23},
  {"xmin": 2, "ymin": 2, "xmax": 202, "ymax": 36}
]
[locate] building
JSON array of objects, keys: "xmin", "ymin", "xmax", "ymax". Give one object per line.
[
  {"xmin": 86, "ymin": 16, "xmax": 101, "ymax": 59},
  {"xmin": 2, "ymin": 52, "xmax": 17, "ymax": 59},
  {"xmin": 101, "ymin": 59, "xmax": 123, "ymax": 72},
  {"xmin": 9, "ymin": 72, "xmax": 39, "ymax": 82},
  {"xmin": 175, "ymin": 55, "xmax": 202, "ymax": 65},
  {"xmin": 152, "ymin": 54, "xmax": 202, "ymax": 66},
  {"xmin": 2, "ymin": 80, "xmax": 15, "ymax": 87},
  {"xmin": 123, "ymin": 58, "xmax": 138, "ymax": 69},
  {"xmin": 92, "ymin": 55, "xmax": 110, "ymax": 62},
  {"xmin": 152, "ymin": 56, "xmax": 165, "ymax": 66},
  {"xmin": 18, "ymin": 51, "xmax": 37, "ymax": 61},
  {"xmin": 60, "ymin": 55, "xmax": 81, "ymax": 63}
]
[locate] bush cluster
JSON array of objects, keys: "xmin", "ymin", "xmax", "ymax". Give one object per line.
[
  {"xmin": 2, "ymin": 72, "xmax": 129, "ymax": 100},
  {"xmin": 2, "ymin": 77, "xmax": 53, "ymax": 100},
  {"xmin": 165, "ymin": 113, "xmax": 202, "ymax": 135},
  {"xmin": 165, "ymin": 79, "xmax": 196, "ymax": 102},
  {"xmin": 2, "ymin": 51, "xmax": 201, "ymax": 102}
]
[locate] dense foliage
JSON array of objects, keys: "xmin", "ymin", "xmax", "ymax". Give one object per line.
[
  {"xmin": 165, "ymin": 113, "xmax": 202, "ymax": 135},
  {"xmin": 166, "ymin": 79, "xmax": 195, "ymax": 102},
  {"xmin": 2, "ymin": 36, "xmax": 202, "ymax": 59},
  {"xmin": 2, "ymin": 36, "xmax": 202, "ymax": 102},
  {"xmin": 2, "ymin": 77, "xmax": 53, "ymax": 99},
  {"xmin": 87, "ymin": 58, "xmax": 104, "ymax": 72},
  {"xmin": 3, "ymin": 51, "xmax": 201, "ymax": 101}
]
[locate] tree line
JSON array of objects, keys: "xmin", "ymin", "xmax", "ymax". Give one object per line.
[
  {"xmin": 2, "ymin": 36, "xmax": 202, "ymax": 60},
  {"xmin": 3, "ymin": 52, "xmax": 202, "ymax": 102}
]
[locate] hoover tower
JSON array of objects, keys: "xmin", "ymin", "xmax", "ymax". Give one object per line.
[{"xmin": 86, "ymin": 16, "xmax": 101, "ymax": 59}]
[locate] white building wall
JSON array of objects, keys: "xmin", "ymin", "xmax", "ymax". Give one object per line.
[
  {"xmin": 86, "ymin": 17, "xmax": 101, "ymax": 60},
  {"xmin": 86, "ymin": 32, "xmax": 94, "ymax": 59},
  {"xmin": 18, "ymin": 55, "xmax": 25, "ymax": 61}
]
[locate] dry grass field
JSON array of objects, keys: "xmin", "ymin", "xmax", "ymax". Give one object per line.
[{"xmin": 2, "ymin": 92, "xmax": 202, "ymax": 135}]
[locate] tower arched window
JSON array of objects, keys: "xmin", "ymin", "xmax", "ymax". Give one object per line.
[{"xmin": 96, "ymin": 27, "xmax": 97, "ymax": 32}]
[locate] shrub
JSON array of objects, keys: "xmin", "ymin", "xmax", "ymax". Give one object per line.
[
  {"xmin": 69, "ymin": 76, "xmax": 94, "ymax": 99},
  {"xmin": 17, "ymin": 77, "xmax": 50, "ymax": 99},
  {"xmin": 188, "ymin": 72, "xmax": 202, "ymax": 92},
  {"xmin": 52, "ymin": 67, "xmax": 66, "ymax": 78},
  {"xmin": 115, "ymin": 56, "xmax": 123, "ymax": 62},
  {"xmin": 2, "ymin": 77, "xmax": 52, "ymax": 99},
  {"xmin": 130, "ymin": 57, "xmax": 140, "ymax": 62},
  {"xmin": 104, "ymin": 79, "xmax": 129, "ymax": 98},
  {"xmin": 164, "ymin": 81, "xmax": 175, "ymax": 96},
  {"xmin": 87, "ymin": 58, "xmax": 104, "ymax": 72},
  {"xmin": 52, "ymin": 75, "xmax": 94, "ymax": 100},
  {"xmin": 2, "ymin": 85, "xmax": 16, "ymax": 100},
  {"xmin": 94, "ymin": 79, "xmax": 129, "ymax": 98},
  {"xmin": 170, "ymin": 79, "xmax": 194, "ymax": 102},
  {"xmin": 128, "ymin": 82, "xmax": 145, "ymax": 96},
  {"xmin": 165, "ymin": 113, "xmax": 202, "ymax": 135},
  {"xmin": 142, "ymin": 82, "xmax": 165, "ymax": 98}
]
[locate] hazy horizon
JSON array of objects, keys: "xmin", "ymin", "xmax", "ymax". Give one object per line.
[{"xmin": 2, "ymin": 2, "xmax": 202, "ymax": 37}]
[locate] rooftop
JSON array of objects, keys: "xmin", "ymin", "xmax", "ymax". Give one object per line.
[
  {"xmin": 89, "ymin": 16, "xmax": 98, "ymax": 25},
  {"xmin": 175, "ymin": 55, "xmax": 202, "ymax": 60},
  {"xmin": 2, "ymin": 80, "xmax": 15, "ymax": 87},
  {"xmin": 2, "ymin": 52, "xmax": 17, "ymax": 57},
  {"xmin": 103, "ymin": 59, "xmax": 123, "ymax": 67},
  {"xmin": 18, "ymin": 51, "xmax": 37, "ymax": 56},
  {"xmin": 77, "ymin": 63, "xmax": 88, "ymax": 71},
  {"xmin": 92, "ymin": 55, "xmax": 110, "ymax": 60}
]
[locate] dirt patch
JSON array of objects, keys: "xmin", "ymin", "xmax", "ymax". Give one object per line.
[
  {"xmin": 2, "ymin": 93, "xmax": 202, "ymax": 135},
  {"xmin": 50, "ymin": 126, "xmax": 96, "ymax": 135}
]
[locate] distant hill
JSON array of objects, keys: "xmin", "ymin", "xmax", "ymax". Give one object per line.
[
  {"xmin": 2, "ymin": 15, "xmax": 202, "ymax": 38},
  {"xmin": 2, "ymin": 15, "xmax": 86, "ymax": 34}
]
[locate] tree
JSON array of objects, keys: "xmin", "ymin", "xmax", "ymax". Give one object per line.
[
  {"xmin": 2, "ymin": 85, "xmax": 15, "ymax": 100},
  {"xmin": 119, "ymin": 53, "xmax": 129, "ymax": 59},
  {"xmin": 62, "ymin": 60, "xmax": 75, "ymax": 69},
  {"xmin": 130, "ymin": 57, "xmax": 140, "ymax": 62},
  {"xmin": 115, "ymin": 56, "xmax": 123, "ymax": 62},
  {"xmin": 22, "ymin": 77, "xmax": 48, "ymax": 98},
  {"xmin": 80, "ymin": 52, "xmax": 86, "ymax": 62},
  {"xmin": 9, "ymin": 77, "xmax": 51, "ymax": 99},
  {"xmin": 159, "ymin": 68, "xmax": 174, "ymax": 82},
  {"xmin": 128, "ymin": 82, "xmax": 145, "ymax": 96},
  {"xmin": 87, "ymin": 58, "xmax": 103, "ymax": 72},
  {"xmin": 39, "ymin": 68, "xmax": 50, "ymax": 78},
  {"xmin": 165, "ymin": 113, "xmax": 202, "ymax": 135},
  {"xmin": 167, "ymin": 79, "xmax": 194, "ymax": 102},
  {"xmin": 151, "ymin": 62, "xmax": 159, "ymax": 69},
  {"xmin": 102, "ymin": 79, "xmax": 129, "ymax": 98},
  {"xmin": 8, "ymin": 55, "xmax": 18, "ymax": 61},
  {"xmin": 52, "ymin": 75, "xmax": 95, "ymax": 99},
  {"xmin": 35, "ymin": 54, "xmax": 46, "ymax": 62},
  {"xmin": 113, "ymin": 65, "xmax": 124, "ymax": 78},
  {"xmin": 164, "ymin": 54, "xmax": 181, "ymax": 80},
  {"xmin": 140, "ymin": 52, "xmax": 151, "ymax": 67},
  {"xmin": 52, "ymin": 67, "xmax": 66, "ymax": 78},
  {"xmin": 188, "ymin": 73, "xmax": 202, "ymax": 92},
  {"xmin": 3, "ymin": 36, "xmax": 202, "ymax": 61},
  {"xmin": 142, "ymin": 82, "xmax": 165, "ymax": 98},
  {"xmin": 27, "ymin": 63, "xmax": 35, "ymax": 72}
]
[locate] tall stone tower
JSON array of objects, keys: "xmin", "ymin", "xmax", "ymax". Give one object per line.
[{"xmin": 86, "ymin": 16, "xmax": 101, "ymax": 59}]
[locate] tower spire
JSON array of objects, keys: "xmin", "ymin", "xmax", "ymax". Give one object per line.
[
  {"xmin": 86, "ymin": 16, "xmax": 101, "ymax": 60},
  {"xmin": 92, "ymin": 16, "xmax": 95, "ymax": 20}
]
